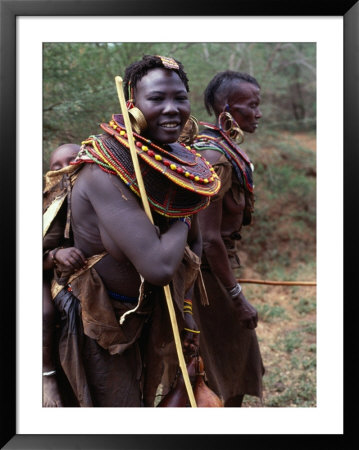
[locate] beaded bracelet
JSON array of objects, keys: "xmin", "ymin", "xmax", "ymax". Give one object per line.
[
  {"xmin": 169, "ymin": 216, "xmax": 192, "ymax": 230},
  {"xmin": 182, "ymin": 216, "xmax": 192, "ymax": 230},
  {"xmin": 227, "ymin": 282, "xmax": 242, "ymax": 298}
]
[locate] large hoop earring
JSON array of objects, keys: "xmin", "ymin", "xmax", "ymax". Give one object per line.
[
  {"xmin": 218, "ymin": 111, "xmax": 244, "ymax": 144},
  {"xmin": 178, "ymin": 115, "xmax": 199, "ymax": 145},
  {"xmin": 128, "ymin": 107, "xmax": 148, "ymax": 135}
]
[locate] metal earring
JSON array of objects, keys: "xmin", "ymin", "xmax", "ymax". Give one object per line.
[
  {"xmin": 128, "ymin": 107, "xmax": 148, "ymax": 134},
  {"xmin": 218, "ymin": 111, "xmax": 244, "ymax": 144},
  {"xmin": 178, "ymin": 115, "xmax": 199, "ymax": 145}
]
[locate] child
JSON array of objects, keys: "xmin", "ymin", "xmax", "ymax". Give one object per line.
[{"xmin": 42, "ymin": 143, "xmax": 86, "ymax": 407}]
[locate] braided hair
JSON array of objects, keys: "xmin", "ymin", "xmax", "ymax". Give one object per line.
[
  {"xmin": 204, "ymin": 70, "xmax": 260, "ymax": 116},
  {"xmin": 123, "ymin": 55, "xmax": 190, "ymax": 101}
]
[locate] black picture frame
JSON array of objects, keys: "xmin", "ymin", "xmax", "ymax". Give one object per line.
[{"xmin": 1, "ymin": 0, "xmax": 357, "ymax": 448}]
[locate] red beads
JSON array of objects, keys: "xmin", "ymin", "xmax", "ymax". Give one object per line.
[{"xmin": 108, "ymin": 120, "xmax": 217, "ymax": 186}]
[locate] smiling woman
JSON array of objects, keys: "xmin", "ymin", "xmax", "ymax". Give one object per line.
[
  {"xmin": 129, "ymin": 68, "xmax": 190, "ymax": 143},
  {"xmin": 42, "ymin": 54, "xmax": 220, "ymax": 407},
  {"xmin": 123, "ymin": 55, "xmax": 191, "ymax": 144}
]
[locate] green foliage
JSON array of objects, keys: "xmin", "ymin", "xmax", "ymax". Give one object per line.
[
  {"xmin": 256, "ymin": 303, "xmax": 287, "ymax": 322},
  {"xmin": 43, "ymin": 42, "xmax": 316, "ymax": 171},
  {"xmin": 281, "ymin": 330, "xmax": 302, "ymax": 353},
  {"xmin": 294, "ymin": 297, "xmax": 316, "ymax": 315},
  {"xmin": 301, "ymin": 321, "xmax": 317, "ymax": 334},
  {"xmin": 265, "ymin": 378, "xmax": 316, "ymax": 407},
  {"xmin": 240, "ymin": 128, "xmax": 316, "ymax": 277},
  {"xmin": 265, "ymin": 165, "xmax": 313, "ymax": 197}
]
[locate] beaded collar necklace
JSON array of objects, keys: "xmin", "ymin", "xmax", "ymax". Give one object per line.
[
  {"xmin": 73, "ymin": 116, "xmax": 221, "ymax": 217},
  {"xmin": 99, "ymin": 115, "xmax": 220, "ymax": 190},
  {"xmin": 111, "ymin": 114, "xmax": 198, "ymax": 166},
  {"xmin": 195, "ymin": 122, "xmax": 254, "ymax": 193}
]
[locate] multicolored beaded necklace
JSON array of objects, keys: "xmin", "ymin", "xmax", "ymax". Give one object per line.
[
  {"xmin": 82, "ymin": 115, "xmax": 219, "ymax": 192},
  {"xmin": 73, "ymin": 115, "xmax": 221, "ymax": 217},
  {"xmin": 108, "ymin": 115, "xmax": 218, "ymax": 186},
  {"xmin": 194, "ymin": 122, "xmax": 254, "ymax": 193}
]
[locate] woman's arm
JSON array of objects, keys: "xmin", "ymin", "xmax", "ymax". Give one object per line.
[{"xmin": 82, "ymin": 165, "xmax": 190, "ymax": 286}]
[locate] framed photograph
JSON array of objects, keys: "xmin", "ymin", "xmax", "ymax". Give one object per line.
[{"xmin": 1, "ymin": 0, "xmax": 357, "ymax": 448}]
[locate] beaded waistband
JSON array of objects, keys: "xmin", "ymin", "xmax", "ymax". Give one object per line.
[{"xmin": 107, "ymin": 290, "xmax": 138, "ymax": 304}]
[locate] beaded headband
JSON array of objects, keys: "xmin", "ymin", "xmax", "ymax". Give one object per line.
[{"xmin": 156, "ymin": 55, "xmax": 179, "ymax": 70}]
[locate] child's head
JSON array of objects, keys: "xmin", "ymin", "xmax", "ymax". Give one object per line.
[{"xmin": 49, "ymin": 143, "xmax": 80, "ymax": 171}]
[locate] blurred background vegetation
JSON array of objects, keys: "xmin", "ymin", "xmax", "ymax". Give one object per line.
[
  {"xmin": 43, "ymin": 42, "xmax": 316, "ymax": 165},
  {"xmin": 43, "ymin": 42, "xmax": 317, "ymax": 407}
]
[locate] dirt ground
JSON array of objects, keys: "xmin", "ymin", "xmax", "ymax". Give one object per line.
[{"xmin": 239, "ymin": 263, "xmax": 316, "ymax": 407}]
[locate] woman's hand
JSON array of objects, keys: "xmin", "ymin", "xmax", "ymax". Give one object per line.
[
  {"xmin": 53, "ymin": 247, "xmax": 87, "ymax": 272},
  {"xmin": 232, "ymin": 291, "xmax": 258, "ymax": 329}
]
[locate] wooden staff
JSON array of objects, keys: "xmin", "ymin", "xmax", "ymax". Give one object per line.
[{"xmin": 115, "ymin": 76, "xmax": 197, "ymax": 408}]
